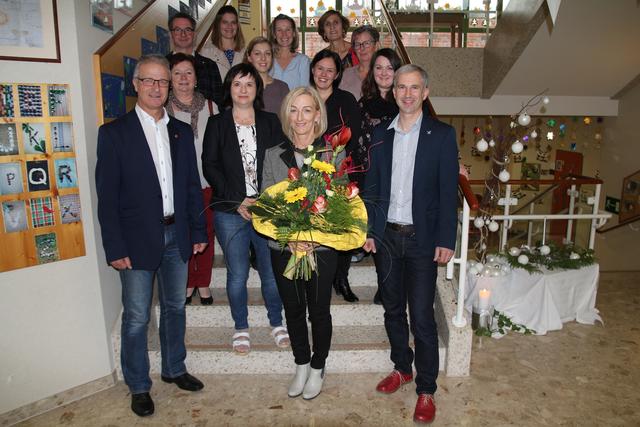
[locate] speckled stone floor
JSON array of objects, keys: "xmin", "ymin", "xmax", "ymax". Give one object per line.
[{"xmin": 18, "ymin": 272, "xmax": 640, "ymax": 426}]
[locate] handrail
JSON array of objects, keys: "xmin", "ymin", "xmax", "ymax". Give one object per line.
[
  {"xmin": 597, "ymin": 215, "xmax": 640, "ymax": 234},
  {"xmin": 196, "ymin": 0, "xmax": 230, "ymax": 53},
  {"xmin": 511, "ymin": 184, "xmax": 559, "ymax": 215},
  {"xmin": 459, "ymin": 174, "xmax": 479, "ymax": 211},
  {"xmin": 378, "ymin": 0, "xmax": 437, "ymax": 118},
  {"xmin": 467, "ymin": 177, "xmax": 603, "ymax": 186},
  {"xmin": 94, "ymin": 0, "xmax": 156, "ymax": 56}
]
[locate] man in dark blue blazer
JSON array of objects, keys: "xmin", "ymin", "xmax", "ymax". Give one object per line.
[
  {"xmin": 95, "ymin": 54, "xmax": 208, "ymax": 417},
  {"xmin": 363, "ymin": 64, "xmax": 458, "ymax": 424}
]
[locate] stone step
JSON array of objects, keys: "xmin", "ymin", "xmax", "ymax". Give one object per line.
[
  {"xmin": 189, "ymin": 286, "xmax": 378, "ymax": 306},
  {"xmin": 209, "ymin": 264, "xmax": 378, "ymax": 289}
]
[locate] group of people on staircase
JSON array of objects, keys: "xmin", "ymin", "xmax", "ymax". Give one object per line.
[{"xmin": 95, "ymin": 6, "xmax": 458, "ymax": 424}]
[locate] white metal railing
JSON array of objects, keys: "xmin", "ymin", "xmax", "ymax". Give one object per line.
[{"xmin": 446, "ymin": 182, "xmax": 612, "ymax": 328}]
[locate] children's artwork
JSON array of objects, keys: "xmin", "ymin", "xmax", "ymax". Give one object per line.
[
  {"xmin": 123, "ymin": 56, "xmax": 138, "ymax": 97},
  {"xmin": 2, "ymin": 201, "xmax": 28, "ymax": 233},
  {"xmin": 168, "ymin": 5, "xmax": 179, "ymax": 20},
  {"xmin": 35, "ymin": 233, "xmax": 59, "ymax": 264},
  {"xmin": 189, "ymin": 0, "xmax": 199, "ymax": 19},
  {"xmin": 50, "ymin": 122, "xmax": 74, "ymax": 152},
  {"xmin": 54, "ymin": 158, "xmax": 78, "ymax": 189},
  {"xmin": 18, "ymin": 85, "xmax": 43, "ymax": 117},
  {"xmin": 59, "ymin": 194, "xmax": 82, "ymax": 224},
  {"xmin": 179, "ymin": 1, "xmax": 191, "ymax": 14},
  {"xmin": 521, "ymin": 162, "xmax": 541, "ymax": 191},
  {"xmin": 0, "ymin": 162, "xmax": 23, "ymax": 195},
  {"xmin": 21, "ymin": 123, "xmax": 47, "ymax": 154},
  {"xmin": 48, "ymin": 85, "xmax": 71, "ymax": 116},
  {"xmin": 0, "ymin": 84, "xmax": 14, "ymax": 117},
  {"xmin": 101, "ymin": 73, "xmax": 126, "ymax": 119},
  {"xmin": 30, "ymin": 197, "xmax": 55, "ymax": 228},
  {"xmin": 0, "ymin": 123, "xmax": 19, "ymax": 155},
  {"xmin": 619, "ymin": 169, "xmax": 640, "ymax": 223},
  {"xmin": 91, "ymin": 0, "xmax": 114, "ymax": 33},
  {"xmin": 156, "ymin": 27, "xmax": 170, "ymax": 55},
  {"xmin": 26, "ymin": 160, "xmax": 50, "ymax": 192},
  {"xmin": 198, "ymin": 0, "xmax": 206, "ymax": 7},
  {"xmin": 141, "ymin": 38, "xmax": 158, "ymax": 55}
]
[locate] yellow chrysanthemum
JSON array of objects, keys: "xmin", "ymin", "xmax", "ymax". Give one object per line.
[
  {"xmin": 284, "ymin": 187, "xmax": 308, "ymax": 203},
  {"xmin": 311, "ymin": 160, "xmax": 336, "ymax": 174}
]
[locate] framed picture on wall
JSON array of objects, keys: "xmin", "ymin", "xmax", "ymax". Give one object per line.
[
  {"xmin": 619, "ymin": 169, "xmax": 640, "ymax": 223},
  {"xmin": 0, "ymin": 0, "xmax": 61, "ymax": 63}
]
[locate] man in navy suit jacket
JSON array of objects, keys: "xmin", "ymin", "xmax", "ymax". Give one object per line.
[
  {"xmin": 95, "ymin": 54, "xmax": 208, "ymax": 417},
  {"xmin": 363, "ymin": 64, "xmax": 458, "ymax": 424}
]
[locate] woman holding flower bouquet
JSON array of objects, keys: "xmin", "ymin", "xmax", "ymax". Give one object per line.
[
  {"xmin": 260, "ymin": 87, "xmax": 347, "ymax": 400},
  {"xmin": 310, "ymin": 50, "xmax": 363, "ymax": 303},
  {"xmin": 202, "ymin": 63, "xmax": 289, "ymax": 355}
]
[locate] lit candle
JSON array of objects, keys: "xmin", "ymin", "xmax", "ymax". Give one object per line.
[{"xmin": 478, "ymin": 288, "xmax": 491, "ymax": 311}]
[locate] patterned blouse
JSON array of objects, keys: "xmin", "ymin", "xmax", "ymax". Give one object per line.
[{"xmin": 235, "ymin": 123, "xmax": 258, "ymax": 197}]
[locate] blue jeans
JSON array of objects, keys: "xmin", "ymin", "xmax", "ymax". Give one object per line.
[
  {"xmin": 119, "ymin": 224, "xmax": 187, "ymax": 394},
  {"xmin": 373, "ymin": 226, "xmax": 439, "ymax": 395},
  {"xmin": 214, "ymin": 211, "xmax": 283, "ymax": 330}
]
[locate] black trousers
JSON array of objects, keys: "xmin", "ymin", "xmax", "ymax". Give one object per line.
[
  {"xmin": 373, "ymin": 227, "xmax": 439, "ymax": 395},
  {"xmin": 334, "ymin": 250, "xmax": 352, "ymax": 281},
  {"xmin": 271, "ymin": 249, "xmax": 338, "ymax": 369}
]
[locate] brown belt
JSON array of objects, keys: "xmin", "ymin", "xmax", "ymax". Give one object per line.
[
  {"xmin": 386, "ymin": 222, "xmax": 415, "ymax": 234},
  {"xmin": 162, "ymin": 215, "xmax": 175, "ymax": 225}
]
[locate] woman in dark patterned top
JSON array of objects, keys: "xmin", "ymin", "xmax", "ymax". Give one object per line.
[{"xmin": 318, "ymin": 10, "xmax": 359, "ymax": 70}]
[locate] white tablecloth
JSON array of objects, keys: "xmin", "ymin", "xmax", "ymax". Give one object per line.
[{"xmin": 464, "ymin": 264, "xmax": 603, "ymax": 335}]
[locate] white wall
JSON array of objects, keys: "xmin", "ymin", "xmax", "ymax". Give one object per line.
[{"xmin": 0, "ymin": 0, "xmax": 144, "ymax": 414}]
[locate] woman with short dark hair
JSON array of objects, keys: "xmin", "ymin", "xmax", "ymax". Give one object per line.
[{"xmin": 317, "ymin": 10, "xmax": 358, "ymax": 70}]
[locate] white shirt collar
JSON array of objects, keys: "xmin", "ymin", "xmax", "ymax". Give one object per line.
[
  {"xmin": 135, "ymin": 104, "xmax": 170, "ymax": 125},
  {"xmin": 387, "ymin": 112, "xmax": 423, "ymax": 133}
]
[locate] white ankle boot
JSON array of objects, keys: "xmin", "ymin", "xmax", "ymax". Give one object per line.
[
  {"xmin": 302, "ymin": 367, "xmax": 325, "ymax": 400},
  {"xmin": 288, "ymin": 363, "xmax": 310, "ymax": 397}
]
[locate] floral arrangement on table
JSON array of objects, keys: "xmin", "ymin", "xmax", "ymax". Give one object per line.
[
  {"xmin": 500, "ymin": 242, "xmax": 596, "ymax": 274},
  {"xmin": 249, "ymin": 124, "xmax": 368, "ymax": 280}
]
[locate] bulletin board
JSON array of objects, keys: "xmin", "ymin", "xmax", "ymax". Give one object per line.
[{"xmin": 0, "ymin": 82, "xmax": 85, "ymax": 272}]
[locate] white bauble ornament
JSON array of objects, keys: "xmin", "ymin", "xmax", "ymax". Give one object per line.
[
  {"xmin": 511, "ymin": 140, "xmax": 524, "ymax": 154},
  {"xmin": 468, "ymin": 265, "xmax": 479, "ymax": 275},
  {"xmin": 518, "ymin": 112, "xmax": 531, "ymax": 126},
  {"xmin": 488, "ymin": 220, "xmax": 500, "ymax": 232},
  {"xmin": 482, "ymin": 267, "xmax": 492, "ymax": 276},
  {"xmin": 542, "ymin": 96, "xmax": 550, "ymax": 105},
  {"xmin": 508, "ymin": 247, "xmax": 521, "ymax": 256},
  {"xmin": 486, "ymin": 255, "xmax": 496, "ymax": 263},
  {"xmin": 474, "ymin": 217, "xmax": 485, "ymax": 228},
  {"xmin": 517, "ymin": 254, "xmax": 529, "ymax": 265},
  {"xmin": 498, "ymin": 170, "xmax": 511, "ymax": 183},
  {"xmin": 531, "ymin": 130, "xmax": 538, "ymax": 139},
  {"xmin": 539, "ymin": 245, "xmax": 551, "ymax": 256},
  {"xmin": 468, "ymin": 260, "xmax": 477, "ymax": 268},
  {"xmin": 480, "ymin": 243, "xmax": 487, "ymax": 251},
  {"xmin": 488, "ymin": 139, "xmax": 496, "ymax": 147},
  {"xmin": 569, "ymin": 252, "xmax": 580, "ymax": 260},
  {"xmin": 476, "ymin": 138, "xmax": 489, "ymax": 152},
  {"xmin": 491, "ymin": 269, "xmax": 501, "ymax": 277}
]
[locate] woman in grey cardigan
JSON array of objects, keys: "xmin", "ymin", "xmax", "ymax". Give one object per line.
[{"xmin": 262, "ymin": 86, "xmax": 343, "ymax": 400}]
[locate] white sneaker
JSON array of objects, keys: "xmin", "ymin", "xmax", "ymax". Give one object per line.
[
  {"xmin": 288, "ymin": 363, "xmax": 310, "ymax": 397},
  {"xmin": 302, "ymin": 367, "xmax": 325, "ymax": 400}
]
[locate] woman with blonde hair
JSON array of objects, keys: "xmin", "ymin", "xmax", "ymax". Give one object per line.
[
  {"xmin": 262, "ymin": 86, "xmax": 341, "ymax": 400},
  {"xmin": 201, "ymin": 5, "xmax": 246, "ymax": 79},
  {"xmin": 243, "ymin": 36, "xmax": 289, "ymax": 114}
]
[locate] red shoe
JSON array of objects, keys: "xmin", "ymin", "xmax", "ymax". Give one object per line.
[
  {"xmin": 413, "ymin": 394, "xmax": 436, "ymax": 424},
  {"xmin": 375, "ymin": 370, "xmax": 413, "ymax": 394}
]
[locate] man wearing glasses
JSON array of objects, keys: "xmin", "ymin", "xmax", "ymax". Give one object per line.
[
  {"xmin": 96, "ymin": 54, "xmax": 208, "ymax": 417},
  {"xmin": 166, "ymin": 12, "xmax": 223, "ymax": 106}
]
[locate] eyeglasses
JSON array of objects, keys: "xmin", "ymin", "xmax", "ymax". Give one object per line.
[
  {"xmin": 136, "ymin": 77, "xmax": 171, "ymax": 87},
  {"xmin": 171, "ymin": 27, "xmax": 194, "ymax": 35},
  {"xmin": 353, "ymin": 40, "xmax": 375, "ymax": 50}
]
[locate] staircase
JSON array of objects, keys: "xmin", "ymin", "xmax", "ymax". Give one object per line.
[{"xmin": 112, "ymin": 243, "xmax": 471, "ymax": 377}]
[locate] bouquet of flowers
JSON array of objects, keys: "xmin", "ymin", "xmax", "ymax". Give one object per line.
[{"xmin": 249, "ymin": 125, "xmax": 368, "ymax": 280}]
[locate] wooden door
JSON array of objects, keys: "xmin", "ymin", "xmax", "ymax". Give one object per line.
[{"xmin": 550, "ymin": 150, "xmax": 583, "ymax": 238}]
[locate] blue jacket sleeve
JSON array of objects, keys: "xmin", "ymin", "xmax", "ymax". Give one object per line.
[
  {"xmin": 437, "ymin": 126, "xmax": 459, "ymax": 251},
  {"xmin": 184, "ymin": 128, "xmax": 208, "ymax": 245}
]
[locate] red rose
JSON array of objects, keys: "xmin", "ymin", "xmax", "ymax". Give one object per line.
[
  {"xmin": 288, "ymin": 167, "xmax": 301, "ymax": 181},
  {"xmin": 346, "ymin": 182, "xmax": 359, "ymax": 199},
  {"xmin": 300, "ymin": 198, "xmax": 310, "ymax": 210},
  {"xmin": 310, "ymin": 196, "xmax": 328, "ymax": 214}
]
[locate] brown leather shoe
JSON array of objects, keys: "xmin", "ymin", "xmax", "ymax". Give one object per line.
[
  {"xmin": 375, "ymin": 370, "xmax": 413, "ymax": 394},
  {"xmin": 413, "ymin": 394, "xmax": 436, "ymax": 424}
]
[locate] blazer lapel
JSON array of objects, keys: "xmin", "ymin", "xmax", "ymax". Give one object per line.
[
  {"xmin": 412, "ymin": 115, "xmax": 434, "ymax": 195},
  {"xmin": 167, "ymin": 118, "xmax": 180, "ymax": 175},
  {"xmin": 128, "ymin": 109, "xmax": 162, "ymax": 193},
  {"xmin": 279, "ymin": 142, "xmax": 297, "ymax": 169}
]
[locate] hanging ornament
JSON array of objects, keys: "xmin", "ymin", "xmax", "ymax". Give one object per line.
[
  {"xmin": 488, "ymin": 139, "xmax": 496, "ymax": 147},
  {"xmin": 539, "ymin": 245, "xmax": 551, "ymax": 255},
  {"xmin": 569, "ymin": 252, "xmax": 580, "ymax": 260},
  {"xmin": 583, "ymin": 117, "xmax": 592, "ymax": 125},
  {"xmin": 542, "ymin": 96, "xmax": 550, "ymax": 105},
  {"xmin": 518, "ymin": 112, "xmax": 531, "ymax": 126},
  {"xmin": 546, "ymin": 119, "xmax": 556, "ymax": 127},
  {"xmin": 559, "ymin": 124, "xmax": 566, "ymax": 131},
  {"xmin": 546, "ymin": 131, "xmax": 554, "ymax": 141},
  {"xmin": 498, "ymin": 170, "xmax": 511, "ymax": 182},
  {"xmin": 473, "ymin": 126, "xmax": 481, "ymax": 135},
  {"xmin": 511, "ymin": 140, "xmax": 524, "ymax": 154},
  {"xmin": 518, "ymin": 254, "xmax": 529, "ymax": 265},
  {"xmin": 597, "ymin": 117, "xmax": 604, "ymax": 123},
  {"xmin": 510, "ymin": 121, "xmax": 517, "ymax": 128},
  {"xmin": 508, "ymin": 247, "xmax": 521, "ymax": 256},
  {"xmin": 473, "ymin": 217, "xmax": 485, "ymax": 228},
  {"xmin": 570, "ymin": 142, "xmax": 577, "ymax": 151},
  {"xmin": 522, "ymin": 135, "xmax": 529, "ymax": 142},
  {"xmin": 488, "ymin": 220, "xmax": 500, "ymax": 232},
  {"xmin": 594, "ymin": 132, "xmax": 602, "ymax": 141},
  {"xmin": 530, "ymin": 130, "xmax": 538, "ymax": 139},
  {"xmin": 476, "ymin": 138, "xmax": 489, "ymax": 152}
]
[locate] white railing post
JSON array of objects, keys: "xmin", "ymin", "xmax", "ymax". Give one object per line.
[
  {"xmin": 500, "ymin": 184, "xmax": 511, "ymax": 251},
  {"xmin": 452, "ymin": 198, "xmax": 470, "ymax": 328},
  {"xmin": 527, "ymin": 203, "xmax": 535, "ymax": 247},
  {"xmin": 589, "ymin": 184, "xmax": 601, "ymax": 250},
  {"xmin": 566, "ymin": 184, "xmax": 577, "ymax": 243}
]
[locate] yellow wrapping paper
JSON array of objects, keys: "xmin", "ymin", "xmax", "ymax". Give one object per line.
[{"xmin": 251, "ymin": 180, "xmax": 368, "ymax": 250}]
